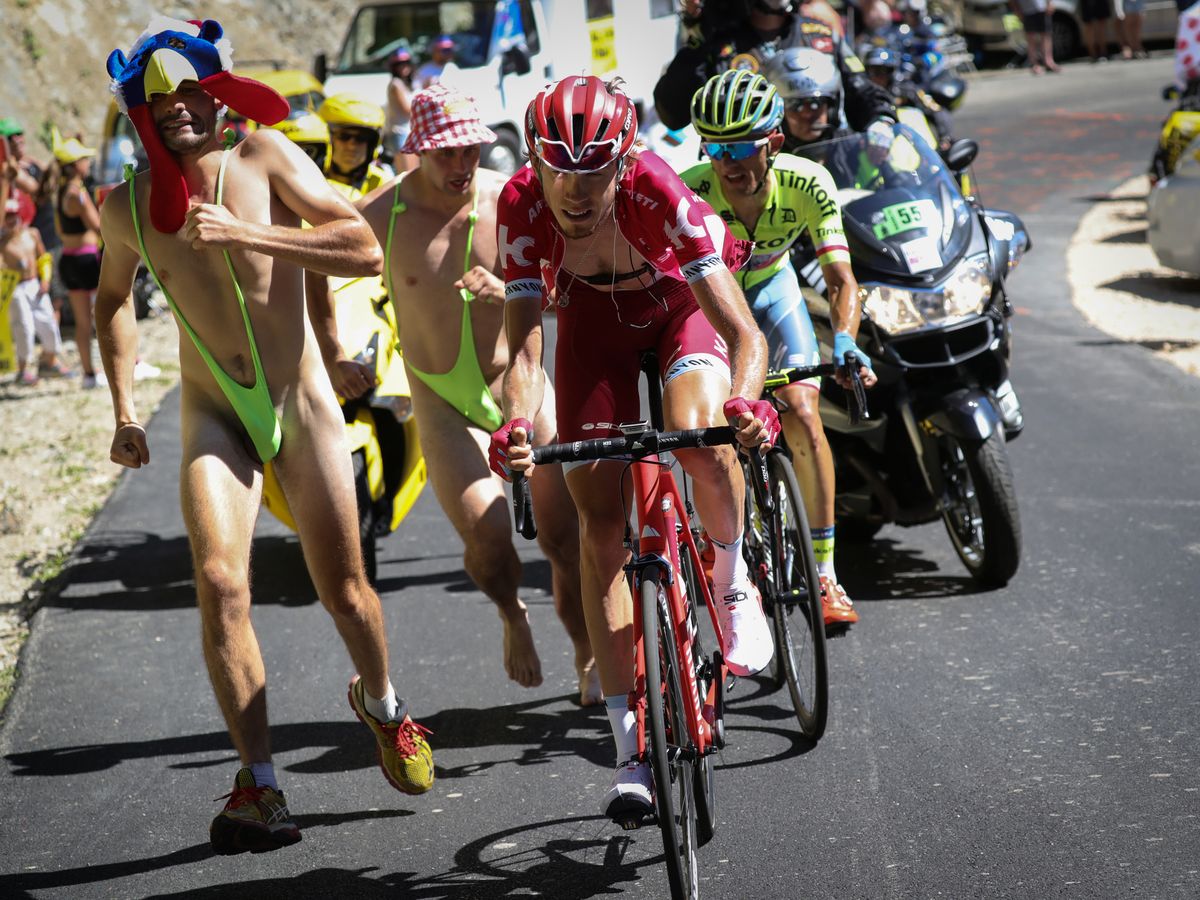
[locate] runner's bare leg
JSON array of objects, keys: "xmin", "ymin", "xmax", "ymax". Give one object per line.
[
  {"xmin": 180, "ymin": 397, "xmax": 271, "ymax": 765},
  {"xmin": 411, "ymin": 378, "xmax": 544, "ymax": 688}
]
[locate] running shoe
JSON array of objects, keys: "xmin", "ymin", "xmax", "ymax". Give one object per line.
[
  {"xmin": 132, "ymin": 360, "xmax": 162, "ymax": 381},
  {"xmin": 81, "ymin": 371, "xmax": 107, "ymax": 390},
  {"xmin": 348, "ymin": 675, "xmax": 434, "ymax": 795},
  {"xmin": 209, "ymin": 767, "xmax": 301, "ymax": 855},
  {"xmin": 17, "ymin": 371, "xmax": 38, "ymax": 387},
  {"xmin": 601, "ymin": 758, "xmax": 653, "ymax": 822},
  {"xmin": 714, "ymin": 581, "xmax": 774, "ymax": 676},
  {"xmin": 819, "ymin": 575, "xmax": 859, "ymax": 626}
]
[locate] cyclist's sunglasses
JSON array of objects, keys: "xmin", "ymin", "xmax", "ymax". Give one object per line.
[
  {"xmin": 785, "ymin": 97, "xmax": 832, "ymax": 114},
  {"xmin": 535, "ymin": 136, "xmax": 620, "ymax": 174},
  {"xmin": 702, "ymin": 137, "xmax": 769, "ymax": 161}
]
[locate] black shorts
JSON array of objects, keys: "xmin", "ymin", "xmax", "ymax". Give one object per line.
[
  {"xmin": 1080, "ymin": 0, "xmax": 1111, "ymax": 21},
  {"xmin": 59, "ymin": 251, "xmax": 101, "ymax": 292},
  {"xmin": 1023, "ymin": 11, "xmax": 1049, "ymax": 32}
]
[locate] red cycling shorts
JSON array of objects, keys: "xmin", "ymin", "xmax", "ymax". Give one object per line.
[{"xmin": 553, "ymin": 269, "xmax": 731, "ymax": 442}]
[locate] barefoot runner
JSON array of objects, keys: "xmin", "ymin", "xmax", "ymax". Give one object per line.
[
  {"xmin": 353, "ymin": 84, "xmax": 598, "ymax": 703},
  {"xmin": 95, "ymin": 17, "xmax": 433, "ymax": 854}
]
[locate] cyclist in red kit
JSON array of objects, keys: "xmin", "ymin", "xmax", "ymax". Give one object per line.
[{"xmin": 489, "ymin": 75, "xmax": 779, "ymax": 819}]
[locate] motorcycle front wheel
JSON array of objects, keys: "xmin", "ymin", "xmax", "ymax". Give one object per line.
[{"xmin": 937, "ymin": 430, "xmax": 1021, "ymax": 587}]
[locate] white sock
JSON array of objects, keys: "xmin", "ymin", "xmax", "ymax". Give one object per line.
[
  {"xmin": 709, "ymin": 532, "xmax": 748, "ymax": 590},
  {"xmin": 364, "ymin": 681, "xmax": 406, "ymax": 723},
  {"xmin": 248, "ymin": 762, "xmax": 278, "ymax": 790},
  {"xmin": 605, "ymin": 694, "xmax": 638, "ymax": 765}
]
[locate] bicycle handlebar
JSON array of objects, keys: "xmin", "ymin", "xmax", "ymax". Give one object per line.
[
  {"xmin": 511, "ymin": 426, "xmax": 740, "ymax": 541},
  {"xmin": 763, "ymin": 352, "xmax": 870, "ymax": 424}
]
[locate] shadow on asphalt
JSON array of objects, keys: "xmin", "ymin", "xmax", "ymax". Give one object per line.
[
  {"xmin": 1096, "ymin": 274, "xmax": 1200, "ymax": 308},
  {"xmin": 836, "ymin": 537, "xmax": 985, "ymax": 602},
  {"xmin": 4, "ymin": 695, "xmax": 613, "ymax": 778},
  {"xmin": 1099, "ymin": 227, "xmax": 1148, "ymax": 244},
  {"xmin": 42, "ymin": 529, "xmax": 556, "ymax": 612},
  {"xmin": 0, "ymin": 813, "xmax": 657, "ymax": 898}
]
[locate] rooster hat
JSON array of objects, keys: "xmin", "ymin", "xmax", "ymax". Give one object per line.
[{"xmin": 106, "ymin": 16, "xmax": 289, "ymax": 233}]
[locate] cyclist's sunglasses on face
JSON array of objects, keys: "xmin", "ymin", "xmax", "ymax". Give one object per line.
[
  {"xmin": 785, "ymin": 97, "xmax": 831, "ymax": 115},
  {"xmin": 703, "ymin": 137, "xmax": 769, "ymax": 161},
  {"xmin": 535, "ymin": 136, "xmax": 620, "ymax": 174}
]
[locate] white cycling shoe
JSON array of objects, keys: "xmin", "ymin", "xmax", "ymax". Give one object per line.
[
  {"xmin": 715, "ymin": 581, "xmax": 774, "ymax": 676},
  {"xmin": 601, "ymin": 759, "xmax": 653, "ymax": 821}
]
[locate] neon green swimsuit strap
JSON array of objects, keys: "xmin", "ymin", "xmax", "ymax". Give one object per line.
[
  {"xmin": 125, "ymin": 157, "xmax": 282, "ymax": 462},
  {"xmin": 214, "ymin": 149, "xmax": 272, "ymax": 392}
]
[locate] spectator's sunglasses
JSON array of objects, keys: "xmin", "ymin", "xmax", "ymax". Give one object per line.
[
  {"xmin": 702, "ymin": 137, "xmax": 769, "ymax": 161},
  {"xmin": 332, "ymin": 130, "xmax": 372, "ymax": 144},
  {"xmin": 785, "ymin": 98, "xmax": 832, "ymax": 114}
]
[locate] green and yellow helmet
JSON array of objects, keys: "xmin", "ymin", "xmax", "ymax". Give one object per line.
[
  {"xmin": 690, "ymin": 69, "xmax": 784, "ymax": 143},
  {"xmin": 269, "ymin": 112, "xmax": 330, "ymax": 172}
]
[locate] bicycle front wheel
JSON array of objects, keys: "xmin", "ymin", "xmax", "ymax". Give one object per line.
[
  {"xmin": 642, "ymin": 572, "xmax": 700, "ymax": 900},
  {"xmin": 769, "ymin": 452, "xmax": 829, "ymax": 741}
]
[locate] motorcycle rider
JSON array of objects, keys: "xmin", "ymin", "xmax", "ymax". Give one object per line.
[
  {"xmin": 655, "ymin": 0, "xmax": 896, "ymax": 134},
  {"xmin": 318, "ymin": 93, "xmax": 391, "ymax": 198},
  {"xmin": 864, "ymin": 46, "xmax": 954, "ymax": 153},
  {"xmin": 683, "ymin": 69, "xmax": 876, "ymax": 624},
  {"xmin": 766, "ymin": 47, "xmax": 923, "ymax": 193}
]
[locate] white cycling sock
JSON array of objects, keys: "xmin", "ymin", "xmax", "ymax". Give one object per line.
[
  {"xmin": 709, "ymin": 532, "xmax": 748, "ymax": 590},
  {"xmin": 364, "ymin": 680, "xmax": 406, "ymax": 723},
  {"xmin": 248, "ymin": 762, "xmax": 278, "ymax": 791},
  {"xmin": 605, "ymin": 694, "xmax": 638, "ymax": 764}
]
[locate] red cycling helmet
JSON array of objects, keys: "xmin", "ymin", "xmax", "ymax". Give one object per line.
[{"xmin": 525, "ymin": 75, "xmax": 638, "ymax": 173}]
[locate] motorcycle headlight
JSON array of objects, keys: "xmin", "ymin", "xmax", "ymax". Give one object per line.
[{"xmin": 862, "ymin": 254, "xmax": 992, "ymax": 335}]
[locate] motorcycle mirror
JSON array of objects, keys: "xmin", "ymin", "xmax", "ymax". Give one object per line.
[
  {"xmin": 1162, "ymin": 83, "xmax": 1180, "ymax": 102},
  {"xmin": 945, "ymin": 138, "xmax": 978, "ymax": 172}
]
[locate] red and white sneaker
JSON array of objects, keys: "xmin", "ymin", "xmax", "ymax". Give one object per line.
[
  {"xmin": 715, "ymin": 581, "xmax": 774, "ymax": 676},
  {"xmin": 819, "ymin": 575, "xmax": 859, "ymax": 626}
]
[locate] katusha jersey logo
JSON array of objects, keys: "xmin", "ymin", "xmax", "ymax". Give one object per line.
[
  {"xmin": 663, "ymin": 196, "xmax": 706, "ymax": 249},
  {"xmin": 499, "ymin": 225, "xmax": 536, "ymax": 269}
]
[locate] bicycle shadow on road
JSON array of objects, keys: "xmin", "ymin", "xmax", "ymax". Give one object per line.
[{"xmin": 835, "ymin": 537, "xmax": 984, "ymax": 602}]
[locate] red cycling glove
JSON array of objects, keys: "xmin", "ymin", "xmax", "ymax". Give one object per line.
[
  {"xmin": 723, "ymin": 397, "xmax": 781, "ymax": 450},
  {"xmin": 488, "ymin": 418, "xmax": 533, "ymax": 482}
]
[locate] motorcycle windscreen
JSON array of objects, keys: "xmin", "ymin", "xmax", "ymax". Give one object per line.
[{"xmin": 814, "ymin": 124, "xmax": 973, "ymax": 280}]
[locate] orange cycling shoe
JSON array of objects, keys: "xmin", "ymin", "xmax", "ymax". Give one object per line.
[{"xmin": 819, "ymin": 575, "xmax": 859, "ymax": 626}]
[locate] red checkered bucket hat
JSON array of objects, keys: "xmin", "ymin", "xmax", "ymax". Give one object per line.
[{"xmin": 401, "ymin": 83, "xmax": 497, "ymax": 154}]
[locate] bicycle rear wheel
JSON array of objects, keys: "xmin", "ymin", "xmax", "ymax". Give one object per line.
[
  {"xmin": 678, "ymin": 545, "xmax": 718, "ymax": 847},
  {"xmin": 641, "ymin": 572, "xmax": 700, "ymax": 900},
  {"xmin": 768, "ymin": 452, "xmax": 829, "ymax": 741}
]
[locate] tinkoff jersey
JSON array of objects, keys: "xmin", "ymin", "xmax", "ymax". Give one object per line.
[{"xmin": 680, "ymin": 153, "xmax": 850, "ymax": 290}]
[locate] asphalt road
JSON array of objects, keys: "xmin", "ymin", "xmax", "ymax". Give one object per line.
[{"xmin": 2, "ymin": 58, "xmax": 1197, "ymax": 900}]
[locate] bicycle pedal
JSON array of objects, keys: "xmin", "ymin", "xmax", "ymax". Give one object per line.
[{"xmin": 611, "ymin": 809, "xmax": 656, "ymax": 831}]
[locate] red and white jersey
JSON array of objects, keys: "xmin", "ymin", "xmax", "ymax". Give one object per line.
[{"xmin": 497, "ymin": 150, "xmax": 752, "ymax": 304}]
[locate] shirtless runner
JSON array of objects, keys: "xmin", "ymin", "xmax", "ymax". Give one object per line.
[
  {"xmin": 354, "ymin": 83, "xmax": 598, "ymax": 703},
  {"xmin": 95, "ymin": 17, "xmax": 433, "ymax": 855}
]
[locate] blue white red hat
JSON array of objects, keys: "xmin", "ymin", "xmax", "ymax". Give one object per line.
[
  {"xmin": 106, "ymin": 16, "xmax": 289, "ymax": 233},
  {"xmin": 401, "ymin": 83, "xmax": 497, "ymax": 154}
]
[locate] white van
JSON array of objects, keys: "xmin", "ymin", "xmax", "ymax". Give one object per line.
[{"xmin": 318, "ymin": 0, "xmax": 680, "ymax": 174}]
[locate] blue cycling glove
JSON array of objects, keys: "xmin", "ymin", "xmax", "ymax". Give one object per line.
[{"xmin": 833, "ymin": 331, "xmax": 873, "ymax": 371}]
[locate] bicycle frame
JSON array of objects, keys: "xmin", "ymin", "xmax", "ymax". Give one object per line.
[{"xmin": 626, "ymin": 459, "xmax": 723, "ymax": 765}]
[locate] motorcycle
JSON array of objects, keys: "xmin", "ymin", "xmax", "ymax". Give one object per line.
[
  {"xmin": 1147, "ymin": 81, "xmax": 1200, "ymax": 275},
  {"xmin": 795, "ymin": 122, "xmax": 1029, "ymax": 586},
  {"xmin": 260, "ymin": 273, "xmax": 426, "ymax": 583}
]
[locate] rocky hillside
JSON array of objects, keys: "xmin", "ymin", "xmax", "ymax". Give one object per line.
[{"xmin": 0, "ymin": 0, "xmax": 363, "ymax": 153}]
